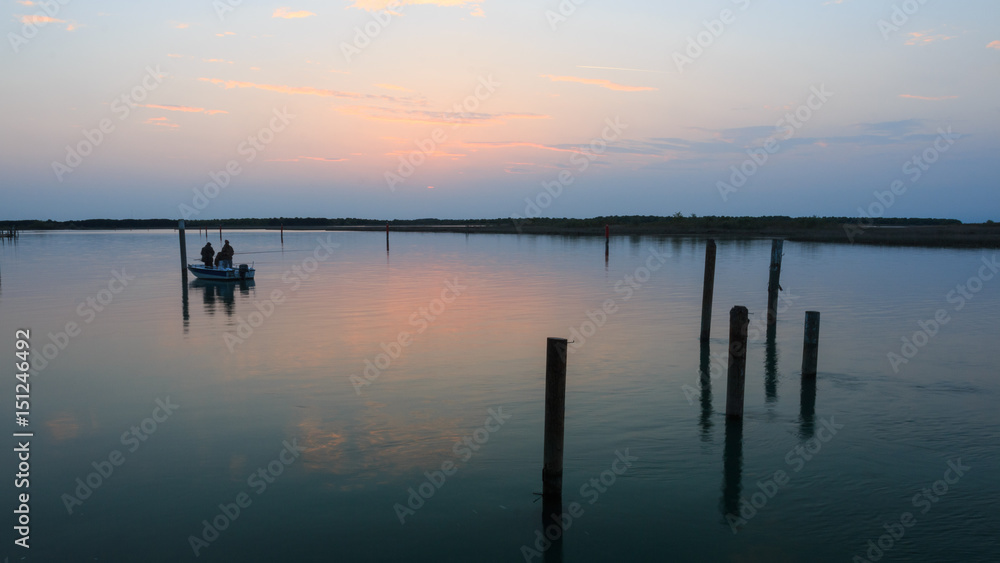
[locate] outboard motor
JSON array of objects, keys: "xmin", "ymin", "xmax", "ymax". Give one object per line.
[{"xmin": 238, "ymin": 264, "xmax": 249, "ymax": 280}]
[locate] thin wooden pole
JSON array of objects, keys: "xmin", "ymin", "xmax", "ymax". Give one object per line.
[
  {"xmin": 386, "ymin": 223, "xmax": 390, "ymax": 253},
  {"xmin": 178, "ymin": 220, "xmax": 188, "ymax": 278},
  {"xmin": 766, "ymin": 239, "xmax": 784, "ymax": 326},
  {"xmin": 725, "ymin": 306, "xmax": 749, "ymax": 419},
  {"xmin": 801, "ymin": 311, "xmax": 821, "ymax": 377},
  {"xmin": 699, "ymin": 239, "xmax": 717, "ymax": 341},
  {"xmin": 280, "ymin": 223, "xmax": 284, "ymax": 244},
  {"xmin": 219, "ymin": 225, "xmax": 222, "ymax": 240},
  {"xmin": 543, "ymin": 337, "xmax": 568, "ymax": 499}
]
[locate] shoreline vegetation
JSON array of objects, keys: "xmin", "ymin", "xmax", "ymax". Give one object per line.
[{"xmin": 4, "ymin": 216, "xmax": 998, "ymax": 248}]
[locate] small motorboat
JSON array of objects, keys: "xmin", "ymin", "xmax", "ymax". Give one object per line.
[{"xmin": 188, "ymin": 262, "xmax": 255, "ymax": 281}]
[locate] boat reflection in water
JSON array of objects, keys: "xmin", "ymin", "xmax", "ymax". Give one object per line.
[{"xmin": 189, "ymin": 278, "xmax": 255, "ymax": 317}]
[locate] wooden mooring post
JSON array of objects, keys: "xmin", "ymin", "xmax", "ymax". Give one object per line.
[
  {"xmin": 178, "ymin": 220, "xmax": 188, "ymax": 278},
  {"xmin": 542, "ymin": 337, "xmax": 568, "ymax": 499},
  {"xmin": 386, "ymin": 224, "xmax": 390, "ymax": 253},
  {"xmin": 801, "ymin": 311, "xmax": 821, "ymax": 377},
  {"xmin": 766, "ymin": 239, "xmax": 784, "ymax": 326},
  {"xmin": 725, "ymin": 306, "xmax": 749, "ymax": 419},
  {"xmin": 699, "ymin": 239, "xmax": 717, "ymax": 341}
]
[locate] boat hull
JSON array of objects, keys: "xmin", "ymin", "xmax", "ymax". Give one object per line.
[{"xmin": 187, "ymin": 264, "xmax": 255, "ymax": 281}]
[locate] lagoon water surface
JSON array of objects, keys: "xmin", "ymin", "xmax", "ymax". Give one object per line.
[{"xmin": 1, "ymin": 230, "xmax": 997, "ymax": 562}]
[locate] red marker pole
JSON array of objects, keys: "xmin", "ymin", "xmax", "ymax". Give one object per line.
[{"xmin": 605, "ymin": 224, "xmax": 609, "ymax": 239}]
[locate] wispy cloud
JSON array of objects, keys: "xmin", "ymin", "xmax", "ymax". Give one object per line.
[
  {"xmin": 348, "ymin": 0, "xmax": 482, "ymax": 15},
  {"xmin": 374, "ymin": 83, "xmax": 414, "ymax": 92},
  {"xmin": 143, "ymin": 117, "xmax": 179, "ymax": 129},
  {"xmin": 272, "ymin": 7, "xmax": 316, "ymax": 19},
  {"xmin": 540, "ymin": 75, "xmax": 657, "ymax": 92},
  {"xmin": 203, "ymin": 58, "xmax": 235, "ymax": 64},
  {"xmin": 899, "ymin": 94, "xmax": 958, "ymax": 101},
  {"xmin": 267, "ymin": 156, "xmax": 348, "ymax": 162},
  {"xmin": 174, "ymin": 22, "xmax": 191, "ymax": 29},
  {"xmin": 199, "ymin": 78, "xmax": 423, "ymax": 104},
  {"xmin": 904, "ymin": 32, "xmax": 956, "ymax": 46},
  {"xmin": 18, "ymin": 14, "xmax": 62, "ymax": 24},
  {"xmin": 139, "ymin": 104, "xmax": 228, "ymax": 115},
  {"xmin": 576, "ymin": 65, "xmax": 665, "ymax": 74},
  {"xmin": 338, "ymin": 105, "xmax": 547, "ymax": 126},
  {"xmin": 987, "ymin": 40, "xmax": 1000, "ymax": 50},
  {"xmin": 462, "ymin": 141, "xmax": 585, "ymax": 154},
  {"xmin": 16, "ymin": 14, "xmax": 78, "ymax": 31}
]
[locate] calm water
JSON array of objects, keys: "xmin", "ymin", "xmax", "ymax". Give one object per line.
[{"xmin": 1, "ymin": 230, "xmax": 997, "ymax": 562}]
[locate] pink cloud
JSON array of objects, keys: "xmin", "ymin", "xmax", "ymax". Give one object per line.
[{"xmin": 272, "ymin": 7, "xmax": 316, "ymax": 18}]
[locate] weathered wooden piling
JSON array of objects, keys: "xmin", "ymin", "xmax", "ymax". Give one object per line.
[
  {"xmin": 542, "ymin": 337, "xmax": 568, "ymax": 499},
  {"xmin": 385, "ymin": 223, "xmax": 390, "ymax": 253},
  {"xmin": 280, "ymin": 223, "xmax": 284, "ymax": 244},
  {"xmin": 801, "ymin": 311, "xmax": 821, "ymax": 377},
  {"xmin": 725, "ymin": 306, "xmax": 749, "ymax": 420},
  {"xmin": 699, "ymin": 239, "xmax": 717, "ymax": 341},
  {"xmin": 178, "ymin": 220, "xmax": 188, "ymax": 277},
  {"xmin": 219, "ymin": 225, "xmax": 222, "ymax": 240},
  {"xmin": 766, "ymin": 239, "xmax": 784, "ymax": 326}
]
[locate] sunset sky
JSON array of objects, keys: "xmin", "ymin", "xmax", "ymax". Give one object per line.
[{"xmin": 2, "ymin": 0, "xmax": 998, "ymax": 221}]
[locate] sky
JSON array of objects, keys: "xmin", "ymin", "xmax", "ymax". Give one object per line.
[{"xmin": 1, "ymin": 0, "xmax": 998, "ymax": 222}]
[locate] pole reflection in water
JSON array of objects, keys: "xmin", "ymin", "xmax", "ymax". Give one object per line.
[
  {"xmin": 765, "ymin": 325, "xmax": 778, "ymax": 403},
  {"xmin": 541, "ymin": 493, "xmax": 563, "ymax": 563},
  {"xmin": 699, "ymin": 341, "xmax": 713, "ymax": 442},
  {"xmin": 720, "ymin": 418, "xmax": 744, "ymax": 520},
  {"xmin": 799, "ymin": 376, "xmax": 817, "ymax": 440},
  {"xmin": 181, "ymin": 279, "xmax": 189, "ymax": 334}
]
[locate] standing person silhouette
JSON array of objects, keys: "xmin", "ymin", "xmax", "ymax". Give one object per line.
[
  {"xmin": 216, "ymin": 240, "xmax": 234, "ymax": 269},
  {"xmin": 200, "ymin": 242, "xmax": 215, "ymax": 268}
]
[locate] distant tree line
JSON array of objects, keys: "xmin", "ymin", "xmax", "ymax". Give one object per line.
[{"xmin": 0, "ymin": 215, "xmax": 973, "ymax": 232}]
